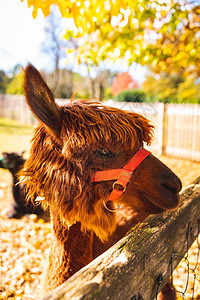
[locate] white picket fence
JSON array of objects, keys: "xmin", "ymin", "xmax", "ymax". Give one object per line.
[
  {"xmin": 164, "ymin": 104, "xmax": 200, "ymax": 161},
  {"xmin": 0, "ymin": 94, "xmax": 36, "ymax": 125},
  {"xmin": 0, "ymin": 94, "xmax": 200, "ymax": 161}
]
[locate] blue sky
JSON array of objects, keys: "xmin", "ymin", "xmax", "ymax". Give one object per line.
[
  {"xmin": 0, "ymin": 0, "xmax": 146, "ymax": 81},
  {"xmin": 0, "ymin": 0, "xmax": 50, "ymax": 72}
]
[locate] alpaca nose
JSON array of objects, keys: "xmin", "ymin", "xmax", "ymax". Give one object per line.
[
  {"xmin": 161, "ymin": 173, "xmax": 182, "ymax": 193},
  {"xmin": 155, "ymin": 172, "xmax": 182, "ymax": 210}
]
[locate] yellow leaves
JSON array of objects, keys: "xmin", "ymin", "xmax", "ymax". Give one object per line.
[
  {"xmin": 34, "ymin": 240, "xmax": 43, "ymax": 249},
  {"xmin": 190, "ymin": 49, "xmax": 196, "ymax": 56},
  {"xmin": 158, "ymin": 61, "xmax": 167, "ymax": 71},
  {"xmin": 185, "ymin": 44, "xmax": 193, "ymax": 52},
  {"xmin": 0, "ymin": 213, "xmax": 51, "ymax": 299},
  {"xmin": 58, "ymin": 1, "xmax": 70, "ymax": 17},
  {"xmin": 163, "ymin": 45, "xmax": 173, "ymax": 56},
  {"xmin": 110, "ymin": 1, "xmax": 120, "ymax": 16},
  {"xmin": 29, "ymin": 213, "xmax": 38, "ymax": 221},
  {"xmin": 97, "ymin": 42, "xmax": 111, "ymax": 59},
  {"xmin": 24, "ymin": 0, "xmax": 53, "ymax": 18},
  {"xmin": 152, "ymin": 58, "xmax": 158, "ymax": 67},
  {"xmin": 176, "ymin": 52, "xmax": 185, "ymax": 61},
  {"xmin": 21, "ymin": 0, "xmax": 200, "ymax": 75},
  {"xmin": 156, "ymin": 49, "xmax": 162, "ymax": 56},
  {"xmin": 70, "ymin": 3, "xmax": 82, "ymax": 26}
]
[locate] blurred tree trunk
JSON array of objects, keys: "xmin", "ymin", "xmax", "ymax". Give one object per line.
[
  {"xmin": 89, "ymin": 77, "xmax": 96, "ymax": 98},
  {"xmin": 41, "ymin": 8, "xmax": 67, "ymax": 97}
]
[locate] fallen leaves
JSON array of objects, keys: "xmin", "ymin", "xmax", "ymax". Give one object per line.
[
  {"xmin": 173, "ymin": 239, "xmax": 200, "ymax": 299},
  {"xmin": 0, "ymin": 214, "xmax": 51, "ymax": 300}
]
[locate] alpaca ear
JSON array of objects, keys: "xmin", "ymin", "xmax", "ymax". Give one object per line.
[{"xmin": 24, "ymin": 64, "xmax": 62, "ymax": 137}]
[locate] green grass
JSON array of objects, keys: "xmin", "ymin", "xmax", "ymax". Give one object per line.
[{"xmin": 0, "ymin": 118, "xmax": 34, "ymax": 153}]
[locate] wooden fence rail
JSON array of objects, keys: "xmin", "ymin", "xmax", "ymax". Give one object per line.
[
  {"xmin": 43, "ymin": 178, "xmax": 200, "ymax": 300},
  {"xmin": 1, "ymin": 95, "xmax": 200, "ymax": 161}
]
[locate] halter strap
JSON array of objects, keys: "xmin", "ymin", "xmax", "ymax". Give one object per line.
[
  {"xmin": 0, "ymin": 156, "xmax": 9, "ymax": 169},
  {"xmin": 91, "ymin": 148, "xmax": 151, "ymax": 202}
]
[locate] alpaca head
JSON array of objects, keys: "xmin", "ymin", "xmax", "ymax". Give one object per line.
[{"xmin": 21, "ymin": 64, "xmax": 182, "ymax": 241}]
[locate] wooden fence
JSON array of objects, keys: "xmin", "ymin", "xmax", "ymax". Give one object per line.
[
  {"xmin": 43, "ymin": 178, "xmax": 200, "ymax": 300},
  {"xmin": 0, "ymin": 95, "xmax": 200, "ymax": 161},
  {"xmin": 0, "ymin": 94, "xmax": 36, "ymax": 125}
]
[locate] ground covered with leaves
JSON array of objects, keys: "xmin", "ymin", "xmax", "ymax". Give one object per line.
[
  {"xmin": 0, "ymin": 214, "xmax": 51, "ymax": 300},
  {"xmin": 0, "ymin": 155, "xmax": 200, "ymax": 300}
]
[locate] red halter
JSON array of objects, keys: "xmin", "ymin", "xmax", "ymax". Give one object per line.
[{"xmin": 91, "ymin": 148, "xmax": 151, "ymax": 202}]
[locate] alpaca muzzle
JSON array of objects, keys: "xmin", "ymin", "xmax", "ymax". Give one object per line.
[{"xmin": 91, "ymin": 148, "xmax": 151, "ymax": 202}]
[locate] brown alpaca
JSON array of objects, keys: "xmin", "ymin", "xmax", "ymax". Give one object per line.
[{"xmin": 21, "ymin": 65, "xmax": 182, "ymax": 297}]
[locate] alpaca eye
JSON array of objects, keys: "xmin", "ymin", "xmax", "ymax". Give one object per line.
[{"xmin": 94, "ymin": 149, "xmax": 114, "ymax": 158}]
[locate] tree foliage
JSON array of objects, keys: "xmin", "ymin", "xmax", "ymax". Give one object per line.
[
  {"xmin": 115, "ymin": 89, "xmax": 146, "ymax": 102},
  {"xmin": 142, "ymin": 73, "xmax": 200, "ymax": 103},
  {"xmin": 0, "ymin": 71, "xmax": 9, "ymax": 94},
  {"xmin": 23, "ymin": 0, "xmax": 200, "ymax": 77},
  {"xmin": 6, "ymin": 69, "xmax": 24, "ymax": 95},
  {"xmin": 111, "ymin": 72, "xmax": 137, "ymax": 96}
]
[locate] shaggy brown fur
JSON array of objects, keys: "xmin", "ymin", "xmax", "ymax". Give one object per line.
[{"xmin": 20, "ymin": 64, "xmax": 182, "ymax": 296}]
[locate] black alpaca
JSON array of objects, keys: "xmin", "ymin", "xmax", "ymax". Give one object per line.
[{"xmin": 0, "ymin": 152, "xmax": 44, "ymax": 218}]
